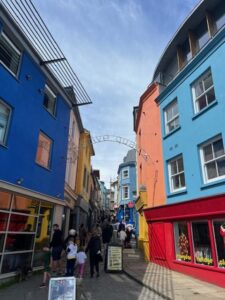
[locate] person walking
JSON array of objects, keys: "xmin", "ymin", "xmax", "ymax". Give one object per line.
[
  {"xmin": 65, "ymin": 238, "xmax": 77, "ymax": 276},
  {"xmin": 39, "ymin": 245, "xmax": 51, "ymax": 288},
  {"xmin": 102, "ymin": 218, "xmax": 113, "ymax": 271},
  {"xmin": 76, "ymin": 246, "xmax": 87, "ymax": 278},
  {"xmin": 50, "ymin": 224, "xmax": 63, "ymax": 275},
  {"xmin": 85, "ymin": 229, "xmax": 101, "ymax": 278}
]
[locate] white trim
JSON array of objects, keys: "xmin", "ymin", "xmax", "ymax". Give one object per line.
[
  {"xmin": 164, "ymin": 99, "xmax": 179, "ymax": 134},
  {"xmin": 1, "ymin": 32, "xmax": 21, "ymax": 55},
  {"xmin": 168, "ymin": 155, "xmax": 186, "ymax": 193},
  {"xmin": 122, "ymin": 185, "xmax": 129, "ymax": 199}
]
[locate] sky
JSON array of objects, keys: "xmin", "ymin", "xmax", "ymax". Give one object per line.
[{"xmin": 33, "ymin": 0, "xmax": 200, "ymax": 187}]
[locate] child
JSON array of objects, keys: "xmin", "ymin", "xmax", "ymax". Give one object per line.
[
  {"xmin": 76, "ymin": 246, "xmax": 87, "ymax": 278},
  {"xmin": 39, "ymin": 246, "xmax": 51, "ymax": 288},
  {"xmin": 119, "ymin": 229, "xmax": 127, "ymax": 247},
  {"xmin": 66, "ymin": 238, "xmax": 77, "ymax": 276}
]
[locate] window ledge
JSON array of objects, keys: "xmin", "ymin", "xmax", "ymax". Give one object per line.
[
  {"xmin": 0, "ymin": 143, "xmax": 8, "ymax": 149},
  {"xmin": 201, "ymin": 178, "xmax": 225, "ymax": 190},
  {"xmin": 167, "ymin": 189, "xmax": 187, "ymax": 198},
  {"xmin": 35, "ymin": 162, "xmax": 51, "ymax": 172},
  {"xmin": 43, "ymin": 106, "xmax": 57, "ymax": 119},
  {"xmin": 163, "ymin": 126, "xmax": 181, "ymax": 140},
  {"xmin": 192, "ymin": 100, "xmax": 218, "ymax": 120}
]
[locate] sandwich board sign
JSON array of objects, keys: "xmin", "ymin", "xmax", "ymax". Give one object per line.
[
  {"xmin": 107, "ymin": 245, "xmax": 123, "ymax": 272},
  {"xmin": 48, "ymin": 276, "xmax": 76, "ymax": 300}
]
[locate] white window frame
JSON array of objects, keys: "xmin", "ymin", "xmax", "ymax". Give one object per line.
[
  {"xmin": 200, "ymin": 135, "xmax": 225, "ymax": 184},
  {"xmin": 168, "ymin": 155, "xmax": 186, "ymax": 193},
  {"xmin": 192, "ymin": 70, "xmax": 216, "ymax": 114},
  {"xmin": 122, "ymin": 168, "xmax": 129, "ymax": 179},
  {"xmin": 164, "ymin": 99, "xmax": 179, "ymax": 134},
  {"xmin": 43, "ymin": 85, "xmax": 57, "ymax": 116},
  {"xmin": 0, "ymin": 32, "xmax": 21, "ymax": 76},
  {"xmin": 122, "ymin": 186, "xmax": 129, "ymax": 199},
  {"xmin": 0, "ymin": 100, "xmax": 11, "ymax": 146}
]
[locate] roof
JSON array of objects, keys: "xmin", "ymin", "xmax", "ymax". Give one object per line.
[
  {"xmin": 0, "ymin": 0, "xmax": 92, "ymax": 106},
  {"xmin": 153, "ymin": 0, "xmax": 221, "ymax": 81}
]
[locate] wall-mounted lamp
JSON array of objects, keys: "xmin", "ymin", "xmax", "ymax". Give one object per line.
[{"xmin": 16, "ymin": 177, "xmax": 24, "ymax": 185}]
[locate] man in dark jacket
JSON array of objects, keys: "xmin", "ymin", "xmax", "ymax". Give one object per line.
[
  {"xmin": 50, "ymin": 224, "xmax": 63, "ymax": 274},
  {"xmin": 85, "ymin": 229, "xmax": 101, "ymax": 278},
  {"xmin": 102, "ymin": 219, "xmax": 113, "ymax": 271}
]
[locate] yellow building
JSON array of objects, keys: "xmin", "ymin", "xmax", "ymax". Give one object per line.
[{"xmin": 74, "ymin": 129, "xmax": 95, "ymax": 229}]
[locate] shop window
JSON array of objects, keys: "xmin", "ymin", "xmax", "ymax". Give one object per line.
[
  {"xmin": 36, "ymin": 132, "xmax": 53, "ymax": 169},
  {"xmin": 2, "ymin": 252, "xmax": 32, "ymax": 274},
  {"xmin": 8, "ymin": 215, "xmax": 37, "ymax": 232},
  {"xmin": 191, "ymin": 70, "xmax": 216, "ymax": 114},
  {"xmin": 164, "ymin": 99, "xmax": 179, "ymax": 134},
  {"xmin": 0, "ymin": 191, "xmax": 11, "ymax": 211},
  {"xmin": 0, "ymin": 212, "xmax": 9, "ymax": 231},
  {"xmin": 168, "ymin": 155, "xmax": 186, "ymax": 192},
  {"xmin": 192, "ymin": 221, "xmax": 213, "ymax": 266},
  {"xmin": 0, "ymin": 234, "xmax": 5, "ymax": 252},
  {"xmin": 43, "ymin": 85, "xmax": 57, "ymax": 116},
  {"xmin": 213, "ymin": 220, "xmax": 225, "ymax": 268},
  {"xmin": 0, "ymin": 32, "xmax": 21, "ymax": 75},
  {"xmin": 174, "ymin": 222, "xmax": 191, "ymax": 262},
  {"xmin": 5, "ymin": 233, "xmax": 34, "ymax": 252},
  {"xmin": 12, "ymin": 196, "xmax": 39, "ymax": 215},
  {"xmin": 200, "ymin": 135, "xmax": 225, "ymax": 183},
  {"xmin": 0, "ymin": 100, "xmax": 11, "ymax": 146}
]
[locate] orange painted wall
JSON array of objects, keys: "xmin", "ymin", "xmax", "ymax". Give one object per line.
[{"xmin": 136, "ymin": 83, "xmax": 166, "ymax": 208}]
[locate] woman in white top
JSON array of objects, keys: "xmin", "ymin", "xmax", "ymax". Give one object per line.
[{"xmin": 66, "ymin": 238, "xmax": 77, "ymax": 276}]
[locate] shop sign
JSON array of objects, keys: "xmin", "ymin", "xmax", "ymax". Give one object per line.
[
  {"xmin": 48, "ymin": 277, "xmax": 76, "ymax": 300},
  {"xmin": 107, "ymin": 245, "xmax": 123, "ymax": 272},
  {"xmin": 127, "ymin": 202, "xmax": 135, "ymax": 208}
]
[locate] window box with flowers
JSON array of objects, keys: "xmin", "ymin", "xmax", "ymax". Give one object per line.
[{"xmin": 174, "ymin": 222, "xmax": 192, "ymax": 263}]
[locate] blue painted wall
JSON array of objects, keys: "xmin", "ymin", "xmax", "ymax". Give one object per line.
[
  {"xmin": 159, "ymin": 27, "xmax": 225, "ymax": 204},
  {"xmin": 0, "ymin": 22, "xmax": 70, "ymax": 199},
  {"xmin": 118, "ymin": 162, "xmax": 136, "ymax": 205}
]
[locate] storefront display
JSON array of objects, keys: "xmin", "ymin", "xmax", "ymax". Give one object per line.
[{"xmin": 174, "ymin": 222, "xmax": 191, "ymax": 262}]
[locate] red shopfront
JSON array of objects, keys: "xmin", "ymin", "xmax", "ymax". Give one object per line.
[{"xmin": 144, "ymin": 194, "xmax": 225, "ymax": 288}]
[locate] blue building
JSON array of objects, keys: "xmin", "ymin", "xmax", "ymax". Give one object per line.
[
  {"xmin": 0, "ymin": 2, "xmax": 91, "ymax": 278},
  {"xmin": 117, "ymin": 149, "xmax": 137, "ymax": 226},
  {"xmin": 144, "ymin": 0, "xmax": 225, "ymax": 287}
]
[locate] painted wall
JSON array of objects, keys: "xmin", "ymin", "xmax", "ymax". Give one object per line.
[
  {"xmin": 136, "ymin": 83, "xmax": 166, "ymax": 208},
  {"xmin": 0, "ymin": 46, "xmax": 70, "ymax": 199},
  {"xmin": 159, "ymin": 26, "xmax": 225, "ymax": 204},
  {"xmin": 118, "ymin": 162, "xmax": 137, "ymax": 205}
]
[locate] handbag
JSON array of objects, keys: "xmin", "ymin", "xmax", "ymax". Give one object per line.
[{"xmin": 96, "ymin": 251, "xmax": 103, "ymax": 262}]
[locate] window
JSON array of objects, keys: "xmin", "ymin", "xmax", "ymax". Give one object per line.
[
  {"xmin": 213, "ymin": 219, "xmax": 225, "ymax": 268},
  {"xmin": 43, "ymin": 85, "xmax": 57, "ymax": 116},
  {"xmin": 36, "ymin": 132, "xmax": 52, "ymax": 169},
  {"xmin": 195, "ymin": 19, "xmax": 210, "ymax": 51},
  {"xmin": 168, "ymin": 155, "xmax": 186, "ymax": 192},
  {"xmin": 192, "ymin": 221, "xmax": 213, "ymax": 266},
  {"xmin": 0, "ymin": 100, "xmax": 11, "ymax": 145},
  {"xmin": 122, "ymin": 186, "xmax": 129, "ymax": 199},
  {"xmin": 213, "ymin": 1, "xmax": 225, "ymax": 32},
  {"xmin": 164, "ymin": 100, "xmax": 179, "ymax": 134},
  {"xmin": 122, "ymin": 169, "xmax": 129, "ymax": 179},
  {"xmin": 192, "ymin": 70, "xmax": 216, "ymax": 113},
  {"xmin": 174, "ymin": 222, "xmax": 191, "ymax": 262},
  {"xmin": 200, "ymin": 136, "xmax": 225, "ymax": 183},
  {"xmin": 0, "ymin": 32, "xmax": 21, "ymax": 75}
]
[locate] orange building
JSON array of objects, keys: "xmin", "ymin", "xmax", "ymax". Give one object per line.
[{"xmin": 133, "ymin": 82, "xmax": 166, "ymax": 259}]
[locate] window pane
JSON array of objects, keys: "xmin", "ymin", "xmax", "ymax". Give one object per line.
[
  {"xmin": 0, "ymin": 33, "xmax": 21, "ymax": 75},
  {"xmin": 12, "ymin": 196, "xmax": 39, "ymax": 215},
  {"xmin": 203, "ymin": 144, "xmax": 213, "ymax": 162},
  {"xmin": 170, "ymin": 161, "xmax": 177, "ymax": 175},
  {"xmin": 207, "ymin": 88, "xmax": 215, "ymax": 105},
  {"xmin": 43, "ymin": 86, "xmax": 56, "ymax": 115},
  {"xmin": 2, "ymin": 252, "xmax": 32, "ymax": 273},
  {"xmin": 166, "ymin": 107, "xmax": 173, "ymax": 122},
  {"xmin": 0, "ymin": 102, "xmax": 10, "ymax": 144},
  {"xmin": 8, "ymin": 214, "xmax": 37, "ymax": 232},
  {"xmin": 206, "ymin": 161, "xmax": 217, "ymax": 179},
  {"xmin": 213, "ymin": 139, "xmax": 224, "ymax": 158},
  {"xmin": 172, "ymin": 175, "xmax": 180, "ymax": 190},
  {"xmin": 197, "ymin": 95, "xmax": 207, "ymax": 111},
  {"xmin": 174, "ymin": 222, "xmax": 191, "ymax": 262},
  {"xmin": 213, "ymin": 220, "xmax": 225, "ymax": 268},
  {"xmin": 5, "ymin": 233, "xmax": 34, "ymax": 251},
  {"xmin": 36, "ymin": 132, "xmax": 52, "ymax": 168},
  {"xmin": 195, "ymin": 81, "xmax": 204, "ymax": 98},
  {"xmin": 180, "ymin": 173, "xmax": 186, "ymax": 188},
  {"xmin": 192, "ymin": 222, "xmax": 213, "ymax": 266},
  {"xmin": 0, "ymin": 191, "xmax": 11, "ymax": 210},
  {"xmin": 217, "ymin": 159, "xmax": 225, "ymax": 177},
  {"xmin": 177, "ymin": 157, "xmax": 184, "ymax": 172},
  {"xmin": 0, "ymin": 212, "xmax": 9, "ymax": 231},
  {"xmin": 0, "ymin": 234, "xmax": 5, "ymax": 252},
  {"xmin": 204, "ymin": 73, "xmax": 213, "ymax": 90}
]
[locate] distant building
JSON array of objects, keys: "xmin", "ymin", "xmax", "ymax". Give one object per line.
[{"xmin": 117, "ymin": 149, "xmax": 137, "ymax": 226}]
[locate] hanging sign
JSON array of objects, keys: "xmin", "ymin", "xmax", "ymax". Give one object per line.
[
  {"xmin": 48, "ymin": 277, "xmax": 76, "ymax": 300},
  {"xmin": 107, "ymin": 245, "xmax": 123, "ymax": 272}
]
